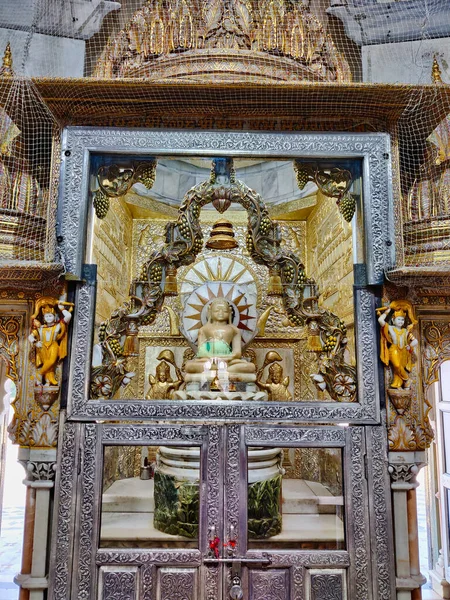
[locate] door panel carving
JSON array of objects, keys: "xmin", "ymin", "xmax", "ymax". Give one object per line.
[
  {"xmin": 99, "ymin": 567, "xmax": 138, "ymax": 600},
  {"xmin": 157, "ymin": 568, "xmax": 198, "ymax": 600},
  {"xmin": 249, "ymin": 569, "xmax": 290, "ymax": 600},
  {"xmin": 307, "ymin": 569, "xmax": 347, "ymax": 600}
]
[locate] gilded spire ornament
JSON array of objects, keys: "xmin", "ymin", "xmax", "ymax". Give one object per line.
[
  {"xmin": 432, "ymin": 55, "xmax": 443, "ymax": 84},
  {"xmin": 1, "ymin": 42, "xmax": 13, "ymax": 77}
]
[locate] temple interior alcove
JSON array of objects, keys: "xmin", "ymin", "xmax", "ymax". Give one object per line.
[
  {"xmin": 89, "ymin": 155, "xmax": 359, "ymax": 403},
  {"xmin": 89, "ymin": 154, "xmax": 357, "ymax": 555}
]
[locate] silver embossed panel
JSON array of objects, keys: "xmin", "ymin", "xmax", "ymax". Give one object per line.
[
  {"xmin": 307, "ymin": 569, "xmax": 347, "ymax": 600},
  {"xmin": 157, "ymin": 567, "xmax": 198, "ymax": 600},
  {"xmin": 249, "ymin": 569, "xmax": 290, "ymax": 600},
  {"xmin": 99, "ymin": 566, "xmax": 138, "ymax": 600}
]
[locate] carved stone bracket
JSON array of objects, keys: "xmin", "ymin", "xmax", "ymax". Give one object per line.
[
  {"xmin": 294, "ymin": 162, "xmax": 356, "ymax": 223},
  {"xmin": 93, "ymin": 160, "xmax": 157, "ymax": 219}
]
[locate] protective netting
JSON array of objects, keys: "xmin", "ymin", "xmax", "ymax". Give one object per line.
[{"xmin": 0, "ymin": 0, "xmax": 449, "ymax": 279}]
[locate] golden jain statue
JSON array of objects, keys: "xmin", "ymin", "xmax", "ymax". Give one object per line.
[
  {"xmin": 377, "ymin": 300, "xmax": 418, "ymax": 389},
  {"xmin": 146, "ymin": 351, "xmax": 183, "ymax": 400},
  {"xmin": 28, "ymin": 297, "xmax": 73, "ymax": 387},
  {"xmin": 257, "ymin": 362, "xmax": 292, "ymax": 401}
]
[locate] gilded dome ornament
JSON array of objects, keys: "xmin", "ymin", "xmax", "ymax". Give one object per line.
[
  {"xmin": 432, "ymin": 54, "xmax": 443, "ymax": 84},
  {"xmin": 206, "ymin": 219, "xmax": 238, "ymax": 250}
]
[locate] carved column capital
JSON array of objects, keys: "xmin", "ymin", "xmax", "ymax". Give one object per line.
[
  {"xmin": 18, "ymin": 459, "xmax": 56, "ymax": 487},
  {"xmin": 388, "ymin": 461, "xmax": 425, "ymax": 490},
  {"xmin": 26, "ymin": 461, "xmax": 57, "ymax": 482}
]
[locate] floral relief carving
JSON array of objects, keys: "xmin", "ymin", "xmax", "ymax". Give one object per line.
[
  {"xmin": 82, "ymin": 399, "xmax": 368, "ymax": 422},
  {"xmin": 76, "ymin": 424, "xmax": 98, "ymax": 599},
  {"xmin": 26, "ymin": 460, "xmax": 56, "ymax": 481},
  {"xmin": 96, "ymin": 550, "xmax": 201, "ymax": 566},
  {"xmin": 225, "ymin": 426, "xmax": 241, "ymax": 555},
  {"xmin": 141, "ymin": 565, "xmax": 153, "ymax": 600},
  {"xmin": 102, "ymin": 570, "xmax": 137, "ymax": 600},
  {"xmin": 349, "ymin": 428, "xmax": 370, "ymax": 600},
  {"xmin": 158, "ymin": 568, "xmax": 197, "ymax": 600},
  {"xmin": 388, "ymin": 462, "xmax": 423, "ymax": 484},
  {"xmin": 367, "ymin": 424, "xmax": 395, "ymax": 600},
  {"xmin": 250, "ymin": 569, "xmax": 289, "ymax": 600},
  {"xmin": 51, "ymin": 422, "xmax": 78, "ymax": 600},
  {"xmin": 310, "ymin": 573, "xmax": 343, "ymax": 600},
  {"xmin": 246, "ymin": 427, "xmax": 345, "ymax": 445}
]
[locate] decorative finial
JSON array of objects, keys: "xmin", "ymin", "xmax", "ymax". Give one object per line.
[
  {"xmin": 1, "ymin": 42, "xmax": 13, "ymax": 77},
  {"xmin": 432, "ymin": 55, "xmax": 443, "ymax": 84},
  {"xmin": 206, "ymin": 219, "xmax": 238, "ymax": 250}
]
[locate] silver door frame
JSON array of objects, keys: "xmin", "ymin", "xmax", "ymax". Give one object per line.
[
  {"xmin": 58, "ymin": 128, "xmax": 391, "ymax": 423},
  {"xmin": 49, "ymin": 421, "xmax": 394, "ymax": 600},
  {"xmin": 49, "ymin": 422, "xmax": 223, "ymax": 600}
]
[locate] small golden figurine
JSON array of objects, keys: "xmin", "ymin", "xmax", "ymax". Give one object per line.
[
  {"xmin": 28, "ymin": 297, "xmax": 74, "ymax": 387},
  {"xmin": 146, "ymin": 351, "xmax": 183, "ymax": 400},
  {"xmin": 377, "ymin": 300, "xmax": 418, "ymax": 389},
  {"xmin": 257, "ymin": 362, "xmax": 292, "ymax": 401}
]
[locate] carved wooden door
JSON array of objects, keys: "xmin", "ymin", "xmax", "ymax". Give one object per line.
[
  {"xmin": 50, "ymin": 421, "xmax": 389, "ymax": 600},
  {"xmin": 214, "ymin": 425, "xmax": 373, "ymax": 600}
]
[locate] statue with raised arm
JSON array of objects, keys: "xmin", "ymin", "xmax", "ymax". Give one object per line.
[
  {"xmin": 146, "ymin": 350, "xmax": 183, "ymax": 400},
  {"xmin": 28, "ymin": 297, "xmax": 73, "ymax": 387},
  {"xmin": 184, "ymin": 297, "xmax": 256, "ymax": 384},
  {"xmin": 377, "ymin": 300, "xmax": 418, "ymax": 390},
  {"xmin": 257, "ymin": 361, "xmax": 292, "ymax": 401}
]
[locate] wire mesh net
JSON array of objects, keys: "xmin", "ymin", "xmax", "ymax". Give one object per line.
[{"xmin": 0, "ymin": 0, "xmax": 449, "ymax": 279}]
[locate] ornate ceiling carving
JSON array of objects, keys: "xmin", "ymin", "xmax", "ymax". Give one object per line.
[{"xmin": 94, "ymin": 0, "xmax": 351, "ymax": 83}]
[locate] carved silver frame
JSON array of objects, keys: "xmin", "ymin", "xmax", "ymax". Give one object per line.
[
  {"xmin": 50, "ymin": 421, "xmax": 394, "ymax": 600},
  {"xmin": 50, "ymin": 422, "xmax": 222, "ymax": 600},
  {"xmin": 59, "ymin": 128, "xmax": 390, "ymax": 423},
  {"xmin": 59, "ymin": 128, "xmax": 394, "ymax": 282}
]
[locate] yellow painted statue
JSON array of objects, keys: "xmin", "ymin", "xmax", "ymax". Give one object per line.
[
  {"xmin": 378, "ymin": 301, "xmax": 418, "ymax": 389},
  {"xmin": 28, "ymin": 298, "xmax": 73, "ymax": 387}
]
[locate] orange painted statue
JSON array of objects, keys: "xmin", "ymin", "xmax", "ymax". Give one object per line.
[
  {"xmin": 378, "ymin": 302, "xmax": 418, "ymax": 389},
  {"xmin": 28, "ymin": 298, "xmax": 73, "ymax": 386}
]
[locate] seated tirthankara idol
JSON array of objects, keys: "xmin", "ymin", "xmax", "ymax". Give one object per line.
[{"xmin": 184, "ymin": 297, "xmax": 256, "ymax": 385}]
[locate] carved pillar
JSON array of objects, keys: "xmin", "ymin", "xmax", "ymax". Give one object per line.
[
  {"xmin": 388, "ymin": 453, "xmax": 427, "ymax": 600},
  {"xmin": 14, "ymin": 449, "xmax": 56, "ymax": 600}
]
